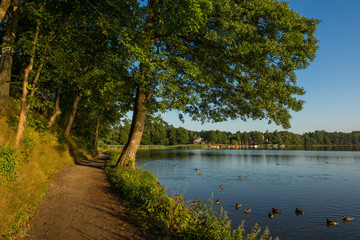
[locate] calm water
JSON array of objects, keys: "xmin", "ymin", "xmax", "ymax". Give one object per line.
[{"xmin": 136, "ymin": 149, "xmax": 360, "ymax": 240}]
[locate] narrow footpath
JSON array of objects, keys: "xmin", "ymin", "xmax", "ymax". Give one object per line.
[{"xmin": 21, "ymin": 153, "xmax": 153, "ymax": 240}]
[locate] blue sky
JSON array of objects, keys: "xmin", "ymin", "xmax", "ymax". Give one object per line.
[{"xmin": 160, "ymin": 0, "xmax": 360, "ymax": 134}]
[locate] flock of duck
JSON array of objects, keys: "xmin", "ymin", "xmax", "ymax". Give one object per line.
[{"xmin": 192, "ymin": 169, "xmax": 354, "ymax": 227}]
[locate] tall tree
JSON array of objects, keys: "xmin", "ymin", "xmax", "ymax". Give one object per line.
[
  {"xmin": 0, "ymin": 0, "xmax": 19, "ymax": 107},
  {"xmin": 117, "ymin": 0, "xmax": 320, "ymax": 168},
  {"xmin": 15, "ymin": 12, "xmax": 42, "ymax": 146},
  {"xmin": 47, "ymin": 86, "xmax": 61, "ymax": 127},
  {"xmin": 0, "ymin": 0, "xmax": 12, "ymax": 23}
]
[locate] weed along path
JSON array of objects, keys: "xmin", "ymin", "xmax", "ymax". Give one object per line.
[{"xmin": 21, "ymin": 153, "xmax": 152, "ymax": 240}]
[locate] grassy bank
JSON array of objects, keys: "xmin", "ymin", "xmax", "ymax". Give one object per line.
[
  {"xmin": 0, "ymin": 99, "xmax": 92, "ymax": 239},
  {"xmin": 105, "ymin": 151, "xmax": 278, "ymax": 240}
]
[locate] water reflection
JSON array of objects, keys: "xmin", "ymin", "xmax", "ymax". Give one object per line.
[{"xmin": 136, "ymin": 149, "xmax": 360, "ymax": 240}]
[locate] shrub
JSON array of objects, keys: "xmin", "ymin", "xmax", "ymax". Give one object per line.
[{"xmin": 0, "ymin": 145, "xmax": 18, "ymax": 182}]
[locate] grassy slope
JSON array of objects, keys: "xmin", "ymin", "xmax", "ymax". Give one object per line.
[{"xmin": 0, "ymin": 98, "xmax": 91, "ymax": 239}]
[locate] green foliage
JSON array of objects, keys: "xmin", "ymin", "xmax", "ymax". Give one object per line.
[
  {"xmin": 105, "ymin": 116, "xmax": 360, "ymax": 146},
  {"xmin": 105, "ymin": 151, "xmax": 277, "ymax": 240},
  {"xmin": 4, "ymin": 0, "xmax": 321, "ymax": 166},
  {"xmin": 19, "ymin": 136, "xmax": 37, "ymax": 163},
  {"xmin": 56, "ymin": 134, "xmax": 67, "ymax": 145},
  {"xmin": 0, "ymin": 145, "xmax": 18, "ymax": 182},
  {"xmin": 8, "ymin": 116, "xmax": 18, "ymax": 130},
  {"xmin": 131, "ymin": 0, "xmax": 320, "ymax": 129},
  {"xmin": 26, "ymin": 112, "xmax": 46, "ymax": 132}
]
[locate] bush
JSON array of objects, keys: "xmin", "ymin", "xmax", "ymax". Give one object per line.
[
  {"xmin": 105, "ymin": 151, "xmax": 278, "ymax": 240},
  {"xmin": 0, "ymin": 145, "xmax": 18, "ymax": 182}
]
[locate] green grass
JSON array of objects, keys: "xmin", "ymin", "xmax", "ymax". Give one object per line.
[
  {"xmin": 105, "ymin": 150, "xmax": 278, "ymax": 240},
  {"xmin": 0, "ymin": 98, "xmax": 92, "ymax": 239}
]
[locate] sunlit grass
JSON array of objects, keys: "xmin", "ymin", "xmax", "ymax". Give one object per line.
[{"xmin": 0, "ymin": 98, "xmax": 91, "ymax": 239}]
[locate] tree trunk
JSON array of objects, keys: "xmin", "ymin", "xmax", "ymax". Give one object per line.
[
  {"xmin": 43, "ymin": 91, "xmax": 48, "ymax": 117},
  {"xmin": 0, "ymin": 0, "xmax": 12, "ymax": 23},
  {"xmin": 116, "ymin": 2, "xmax": 155, "ymax": 168},
  {"xmin": 29, "ymin": 60, "xmax": 44, "ymax": 99},
  {"xmin": 94, "ymin": 115, "xmax": 100, "ymax": 151},
  {"xmin": 116, "ymin": 88, "xmax": 148, "ymax": 169},
  {"xmin": 0, "ymin": 0, "xmax": 19, "ymax": 107},
  {"xmin": 15, "ymin": 17, "xmax": 40, "ymax": 147},
  {"xmin": 48, "ymin": 87, "xmax": 61, "ymax": 127},
  {"xmin": 64, "ymin": 92, "xmax": 82, "ymax": 137}
]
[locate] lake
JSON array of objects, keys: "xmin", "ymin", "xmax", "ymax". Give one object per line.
[{"xmin": 136, "ymin": 149, "xmax": 360, "ymax": 240}]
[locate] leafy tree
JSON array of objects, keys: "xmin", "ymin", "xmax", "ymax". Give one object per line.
[
  {"xmin": 272, "ymin": 130, "xmax": 283, "ymax": 144},
  {"xmin": 290, "ymin": 132, "xmax": 304, "ymax": 145},
  {"xmin": 107, "ymin": 122, "xmax": 132, "ymax": 145},
  {"xmin": 116, "ymin": 0, "xmax": 320, "ymax": 168},
  {"xmin": 303, "ymin": 133, "xmax": 315, "ymax": 145},
  {"xmin": 278, "ymin": 131, "xmax": 291, "ymax": 145},
  {"xmin": 167, "ymin": 127, "xmax": 178, "ymax": 145},
  {"xmin": 176, "ymin": 127, "xmax": 189, "ymax": 144},
  {"xmin": 235, "ymin": 131, "xmax": 242, "ymax": 144},
  {"xmin": 208, "ymin": 130, "xmax": 218, "ymax": 144},
  {"xmin": 15, "ymin": 1, "xmax": 45, "ymax": 146},
  {"xmin": 141, "ymin": 116, "xmax": 169, "ymax": 145},
  {"xmin": 249, "ymin": 131, "xmax": 263, "ymax": 144},
  {"xmin": 351, "ymin": 131, "xmax": 360, "ymax": 145},
  {"xmin": 1, "ymin": 0, "xmax": 134, "ymax": 149},
  {"xmin": 0, "ymin": 0, "xmax": 19, "ymax": 107}
]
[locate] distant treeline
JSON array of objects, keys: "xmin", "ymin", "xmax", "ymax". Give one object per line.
[{"xmin": 101, "ymin": 117, "xmax": 360, "ymax": 146}]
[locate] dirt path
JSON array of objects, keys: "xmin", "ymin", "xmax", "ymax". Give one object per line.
[{"xmin": 21, "ymin": 153, "xmax": 153, "ymax": 240}]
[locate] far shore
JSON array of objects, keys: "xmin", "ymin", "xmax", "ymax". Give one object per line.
[{"xmin": 100, "ymin": 144, "xmax": 360, "ymax": 151}]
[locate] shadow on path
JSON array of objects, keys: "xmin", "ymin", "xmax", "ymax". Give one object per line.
[
  {"xmin": 75, "ymin": 152, "xmax": 110, "ymax": 169},
  {"xmin": 20, "ymin": 152, "xmax": 153, "ymax": 240}
]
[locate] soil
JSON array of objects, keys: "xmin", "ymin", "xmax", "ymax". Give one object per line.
[{"xmin": 20, "ymin": 153, "xmax": 155, "ymax": 240}]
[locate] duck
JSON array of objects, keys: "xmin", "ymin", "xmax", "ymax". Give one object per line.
[
  {"xmin": 238, "ymin": 176, "xmax": 242, "ymax": 180},
  {"xmin": 194, "ymin": 168, "xmax": 198, "ymax": 171},
  {"xmin": 272, "ymin": 208, "xmax": 282, "ymax": 214},
  {"xmin": 295, "ymin": 208, "xmax": 304, "ymax": 215},
  {"xmin": 342, "ymin": 216, "xmax": 354, "ymax": 222},
  {"xmin": 244, "ymin": 208, "xmax": 251, "ymax": 214},
  {"xmin": 219, "ymin": 185, "xmax": 224, "ymax": 189},
  {"xmin": 326, "ymin": 219, "xmax": 339, "ymax": 226},
  {"xmin": 268, "ymin": 212, "xmax": 274, "ymax": 219},
  {"xmin": 215, "ymin": 199, "xmax": 220, "ymax": 205},
  {"xmin": 235, "ymin": 203, "xmax": 242, "ymax": 210},
  {"xmin": 197, "ymin": 173, "xmax": 202, "ymax": 176}
]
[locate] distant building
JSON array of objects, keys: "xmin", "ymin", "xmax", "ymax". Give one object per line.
[{"xmin": 188, "ymin": 137, "xmax": 204, "ymax": 144}]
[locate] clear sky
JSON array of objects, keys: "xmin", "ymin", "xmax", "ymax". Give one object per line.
[{"xmin": 160, "ymin": 0, "xmax": 360, "ymax": 134}]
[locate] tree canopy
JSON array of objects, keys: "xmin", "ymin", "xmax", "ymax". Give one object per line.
[
  {"xmin": 142, "ymin": 0, "xmax": 319, "ymax": 127},
  {"xmin": 0, "ymin": 0, "xmax": 320, "ymax": 167},
  {"xmin": 116, "ymin": 0, "xmax": 320, "ymax": 168}
]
